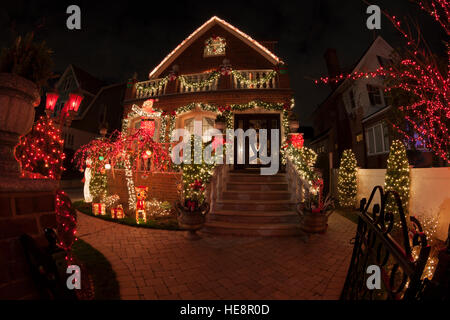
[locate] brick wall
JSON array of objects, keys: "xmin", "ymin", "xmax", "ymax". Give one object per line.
[
  {"xmin": 0, "ymin": 191, "xmax": 57, "ymax": 299},
  {"xmin": 107, "ymin": 170, "xmax": 182, "ymax": 213}
]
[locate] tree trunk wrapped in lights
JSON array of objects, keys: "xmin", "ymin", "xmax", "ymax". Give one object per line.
[
  {"xmin": 384, "ymin": 140, "xmax": 410, "ymax": 217},
  {"xmin": 337, "ymin": 149, "xmax": 357, "ymax": 208}
]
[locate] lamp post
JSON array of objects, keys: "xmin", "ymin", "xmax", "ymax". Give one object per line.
[
  {"xmin": 63, "ymin": 92, "xmax": 84, "ymax": 127},
  {"xmin": 45, "ymin": 91, "xmax": 59, "ymax": 117}
]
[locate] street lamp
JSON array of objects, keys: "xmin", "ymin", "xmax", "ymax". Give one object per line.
[
  {"xmin": 64, "ymin": 92, "xmax": 84, "ymax": 126},
  {"xmin": 45, "ymin": 91, "xmax": 59, "ymax": 116}
]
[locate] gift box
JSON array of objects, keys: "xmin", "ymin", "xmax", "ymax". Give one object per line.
[
  {"xmin": 92, "ymin": 203, "xmax": 106, "ymax": 216},
  {"xmin": 111, "ymin": 205, "xmax": 124, "ymax": 219}
]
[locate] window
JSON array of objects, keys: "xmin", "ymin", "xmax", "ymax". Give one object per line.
[
  {"xmin": 349, "ymin": 89, "xmax": 356, "ymax": 109},
  {"xmin": 365, "ymin": 122, "xmax": 390, "ymax": 155},
  {"xmin": 377, "ymin": 55, "xmax": 393, "ymax": 68},
  {"xmin": 184, "ymin": 117, "xmax": 216, "ymax": 142},
  {"xmin": 184, "ymin": 117, "xmax": 195, "ymax": 135},
  {"xmin": 204, "ymin": 36, "xmax": 226, "ymax": 57},
  {"xmin": 367, "ymin": 84, "xmax": 383, "ymax": 106},
  {"xmin": 202, "ymin": 117, "xmax": 215, "ymax": 142}
]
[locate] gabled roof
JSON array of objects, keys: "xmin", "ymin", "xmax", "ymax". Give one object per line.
[
  {"xmin": 70, "ymin": 65, "xmax": 106, "ymax": 94},
  {"xmin": 149, "ymin": 16, "xmax": 283, "ymax": 79}
]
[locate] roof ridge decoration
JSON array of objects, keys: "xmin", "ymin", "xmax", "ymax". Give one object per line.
[{"xmin": 148, "ymin": 16, "xmax": 283, "ymax": 79}]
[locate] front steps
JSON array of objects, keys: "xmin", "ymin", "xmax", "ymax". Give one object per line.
[{"xmin": 203, "ymin": 171, "xmax": 302, "ymax": 236}]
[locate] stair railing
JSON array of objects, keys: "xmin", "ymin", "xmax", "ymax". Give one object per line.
[
  {"xmin": 206, "ymin": 164, "xmax": 230, "ymax": 213},
  {"xmin": 286, "ymin": 157, "xmax": 311, "ymax": 203}
]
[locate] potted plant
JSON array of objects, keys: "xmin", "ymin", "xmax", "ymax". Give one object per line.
[
  {"xmin": 175, "ymin": 136, "xmax": 214, "ymax": 239},
  {"xmin": 175, "ymin": 179, "xmax": 210, "ymax": 240},
  {"xmin": 214, "ymin": 114, "xmax": 227, "ymax": 130},
  {"xmin": 0, "ymin": 32, "xmax": 54, "ymax": 177},
  {"xmin": 296, "ymin": 179, "xmax": 335, "ymax": 233}
]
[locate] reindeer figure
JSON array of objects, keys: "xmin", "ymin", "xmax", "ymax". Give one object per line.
[{"xmin": 135, "ymin": 186, "xmax": 148, "ymax": 224}]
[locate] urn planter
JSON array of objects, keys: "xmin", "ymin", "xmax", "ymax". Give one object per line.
[
  {"xmin": 175, "ymin": 201, "xmax": 210, "ymax": 240},
  {"xmin": 0, "ymin": 73, "xmax": 40, "ymax": 177},
  {"xmin": 288, "ymin": 119, "xmax": 299, "ymax": 133},
  {"xmin": 296, "ymin": 203, "xmax": 334, "ymax": 234},
  {"xmin": 214, "ymin": 121, "xmax": 226, "ymax": 131}
]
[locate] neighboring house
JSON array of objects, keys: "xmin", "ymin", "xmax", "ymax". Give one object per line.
[
  {"xmin": 310, "ymin": 36, "xmax": 432, "ymax": 192},
  {"xmin": 53, "ymin": 65, "xmax": 126, "ymax": 152}
]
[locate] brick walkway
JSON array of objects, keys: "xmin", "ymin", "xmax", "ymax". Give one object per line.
[{"xmin": 77, "ymin": 212, "xmax": 356, "ymax": 300}]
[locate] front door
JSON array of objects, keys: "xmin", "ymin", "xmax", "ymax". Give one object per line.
[{"xmin": 234, "ymin": 114, "xmax": 281, "ymax": 170}]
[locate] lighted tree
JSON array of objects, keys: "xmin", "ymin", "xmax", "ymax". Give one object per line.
[
  {"xmin": 179, "ymin": 135, "xmax": 215, "ymax": 209},
  {"xmin": 15, "ymin": 116, "xmax": 65, "ymax": 179},
  {"xmin": 337, "ymin": 149, "xmax": 358, "ymax": 207},
  {"xmin": 384, "ymin": 140, "xmax": 411, "ymax": 216},
  {"xmin": 316, "ymin": 0, "xmax": 449, "ymax": 163}
]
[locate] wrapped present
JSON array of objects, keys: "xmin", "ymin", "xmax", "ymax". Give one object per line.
[
  {"xmin": 111, "ymin": 205, "xmax": 124, "ymax": 219},
  {"xmin": 92, "ymin": 203, "xmax": 105, "ymax": 216}
]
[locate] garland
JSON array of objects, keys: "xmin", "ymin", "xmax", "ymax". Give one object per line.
[
  {"xmin": 231, "ymin": 70, "xmax": 277, "ymax": 86},
  {"xmin": 135, "ymin": 76, "xmax": 169, "ymax": 95},
  {"xmin": 178, "ymin": 71, "xmax": 221, "ymax": 89}
]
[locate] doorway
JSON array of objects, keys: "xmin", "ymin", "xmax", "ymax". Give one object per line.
[{"xmin": 233, "ymin": 113, "xmax": 281, "ymax": 170}]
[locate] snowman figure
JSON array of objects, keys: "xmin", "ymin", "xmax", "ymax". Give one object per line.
[{"xmin": 83, "ymin": 158, "xmax": 93, "ymax": 203}]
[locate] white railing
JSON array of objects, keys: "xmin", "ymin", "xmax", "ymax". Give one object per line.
[
  {"xmin": 179, "ymin": 73, "xmax": 219, "ymax": 93},
  {"xmin": 232, "ymin": 69, "xmax": 278, "ymax": 89},
  {"xmin": 135, "ymin": 78, "xmax": 168, "ymax": 99},
  {"xmin": 206, "ymin": 164, "xmax": 230, "ymax": 213},
  {"xmin": 286, "ymin": 157, "xmax": 310, "ymax": 203}
]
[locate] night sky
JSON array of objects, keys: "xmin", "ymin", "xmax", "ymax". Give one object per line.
[{"xmin": 0, "ymin": 0, "xmax": 446, "ymax": 125}]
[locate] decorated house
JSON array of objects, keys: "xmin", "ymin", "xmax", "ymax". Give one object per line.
[{"xmin": 103, "ymin": 16, "xmax": 306, "ymax": 235}]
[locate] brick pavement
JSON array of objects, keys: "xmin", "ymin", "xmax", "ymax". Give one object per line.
[{"xmin": 77, "ymin": 211, "xmax": 356, "ymax": 300}]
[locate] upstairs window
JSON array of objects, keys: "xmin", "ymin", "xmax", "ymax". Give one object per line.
[
  {"xmin": 367, "ymin": 84, "xmax": 383, "ymax": 106},
  {"xmin": 204, "ymin": 36, "xmax": 226, "ymax": 57},
  {"xmin": 377, "ymin": 55, "xmax": 393, "ymax": 68}
]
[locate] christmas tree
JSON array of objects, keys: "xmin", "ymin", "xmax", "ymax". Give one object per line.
[
  {"xmin": 384, "ymin": 140, "xmax": 410, "ymax": 216},
  {"xmin": 337, "ymin": 149, "xmax": 357, "ymax": 207},
  {"xmin": 15, "ymin": 116, "xmax": 65, "ymax": 179}
]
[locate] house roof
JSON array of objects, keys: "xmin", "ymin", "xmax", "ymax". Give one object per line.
[
  {"xmin": 149, "ymin": 16, "xmax": 283, "ymax": 79},
  {"xmin": 70, "ymin": 65, "xmax": 106, "ymax": 94}
]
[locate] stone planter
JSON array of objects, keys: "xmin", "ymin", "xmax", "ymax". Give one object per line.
[
  {"xmin": 214, "ymin": 121, "xmax": 226, "ymax": 131},
  {"xmin": 175, "ymin": 201, "xmax": 209, "ymax": 240},
  {"xmin": 0, "ymin": 73, "xmax": 40, "ymax": 178},
  {"xmin": 296, "ymin": 203, "xmax": 334, "ymax": 234},
  {"xmin": 288, "ymin": 119, "xmax": 299, "ymax": 133}
]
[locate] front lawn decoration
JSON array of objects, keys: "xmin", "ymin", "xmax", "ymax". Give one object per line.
[
  {"xmin": 110, "ymin": 204, "xmax": 125, "ymax": 219},
  {"xmin": 135, "ymin": 186, "xmax": 148, "ymax": 224},
  {"xmin": 337, "ymin": 149, "xmax": 358, "ymax": 208},
  {"xmin": 92, "ymin": 202, "xmax": 106, "ymax": 216}
]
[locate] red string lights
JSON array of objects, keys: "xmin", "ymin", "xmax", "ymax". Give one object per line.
[
  {"xmin": 14, "ymin": 115, "xmax": 65, "ymax": 179},
  {"xmin": 315, "ymin": 0, "xmax": 449, "ymax": 163},
  {"xmin": 55, "ymin": 190, "xmax": 77, "ymax": 264}
]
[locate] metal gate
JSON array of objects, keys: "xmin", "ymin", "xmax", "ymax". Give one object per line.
[{"xmin": 341, "ymin": 186, "xmax": 431, "ymax": 300}]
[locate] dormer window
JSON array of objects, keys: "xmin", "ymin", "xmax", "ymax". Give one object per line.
[{"xmin": 204, "ymin": 36, "xmax": 226, "ymax": 57}]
